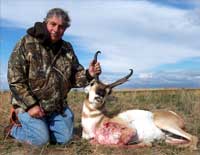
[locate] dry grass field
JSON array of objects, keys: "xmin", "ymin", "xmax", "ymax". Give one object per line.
[{"xmin": 0, "ymin": 88, "xmax": 200, "ymax": 155}]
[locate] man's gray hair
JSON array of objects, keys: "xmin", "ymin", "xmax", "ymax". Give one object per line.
[{"xmin": 44, "ymin": 8, "xmax": 70, "ymax": 28}]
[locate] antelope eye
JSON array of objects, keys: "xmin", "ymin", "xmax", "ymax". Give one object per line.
[{"xmin": 90, "ymin": 81, "xmax": 95, "ymax": 86}]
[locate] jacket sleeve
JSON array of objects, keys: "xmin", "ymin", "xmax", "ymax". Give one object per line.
[{"xmin": 7, "ymin": 38, "xmax": 38, "ymax": 110}]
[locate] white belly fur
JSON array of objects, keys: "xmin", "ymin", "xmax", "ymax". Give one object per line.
[{"xmin": 117, "ymin": 110, "xmax": 165, "ymax": 143}]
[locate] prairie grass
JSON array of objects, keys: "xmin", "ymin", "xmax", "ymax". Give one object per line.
[{"xmin": 0, "ymin": 89, "xmax": 200, "ymax": 155}]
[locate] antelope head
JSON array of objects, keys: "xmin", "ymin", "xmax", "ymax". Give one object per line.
[{"xmin": 85, "ymin": 51, "xmax": 133, "ymax": 109}]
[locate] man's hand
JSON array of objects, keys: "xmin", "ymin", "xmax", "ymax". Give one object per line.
[
  {"xmin": 28, "ymin": 105, "xmax": 45, "ymax": 118},
  {"xmin": 88, "ymin": 60, "xmax": 101, "ymax": 77}
]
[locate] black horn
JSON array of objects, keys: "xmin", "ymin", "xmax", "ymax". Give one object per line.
[
  {"xmin": 93, "ymin": 51, "xmax": 101, "ymax": 81},
  {"xmin": 108, "ymin": 69, "xmax": 133, "ymax": 88},
  {"xmin": 94, "ymin": 51, "xmax": 101, "ymax": 62}
]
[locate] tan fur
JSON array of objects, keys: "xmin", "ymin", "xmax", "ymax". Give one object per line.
[
  {"xmin": 153, "ymin": 110, "xmax": 198, "ymax": 150},
  {"xmin": 82, "ymin": 98, "xmax": 134, "ymax": 128}
]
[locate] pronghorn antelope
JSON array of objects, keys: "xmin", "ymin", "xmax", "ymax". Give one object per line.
[{"xmin": 81, "ymin": 52, "xmax": 198, "ymax": 150}]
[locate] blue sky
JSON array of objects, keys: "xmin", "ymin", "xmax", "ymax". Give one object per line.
[{"xmin": 1, "ymin": 0, "xmax": 200, "ymax": 90}]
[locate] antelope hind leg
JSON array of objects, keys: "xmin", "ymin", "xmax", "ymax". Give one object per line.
[{"xmin": 153, "ymin": 110, "xmax": 198, "ymax": 150}]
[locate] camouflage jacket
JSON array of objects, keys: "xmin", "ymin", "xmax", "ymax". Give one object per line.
[{"xmin": 8, "ymin": 35, "xmax": 92, "ymax": 114}]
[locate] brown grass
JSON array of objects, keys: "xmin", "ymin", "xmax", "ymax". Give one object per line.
[{"xmin": 0, "ymin": 89, "xmax": 200, "ymax": 155}]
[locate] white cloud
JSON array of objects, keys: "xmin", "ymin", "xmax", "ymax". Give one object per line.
[
  {"xmin": 68, "ymin": 1, "xmax": 200, "ymax": 73},
  {"xmin": 0, "ymin": 62, "xmax": 8, "ymax": 90},
  {"xmin": 1, "ymin": 0, "xmax": 200, "ymax": 89},
  {"xmin": 139, "ymin": 73, "xmax": 153, "ymax": 79}
]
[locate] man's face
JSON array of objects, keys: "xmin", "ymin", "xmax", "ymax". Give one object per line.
[{"xmin": 46, "ymin": 16, "xmax": 66, "ymax": 43}]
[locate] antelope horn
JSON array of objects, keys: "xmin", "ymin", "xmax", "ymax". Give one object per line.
[
  {"xmin": 94, "ymin": 51, "xmax": 101, "ymax": 62},
  {"xmin": 93, "ymin": 51, "xmax": 101, "ymax": 81},
  {"xmin": 108, "ymin": 69, "xmax": 133, "ymax": 88}
]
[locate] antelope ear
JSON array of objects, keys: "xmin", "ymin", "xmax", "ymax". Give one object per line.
[
  {"xmin": 84, "ymin": 85, "xmax": 90, "ymax": 94},
  {"xmin": 106, "ymin": 87, "xmax": 112, "ymax": 95}
]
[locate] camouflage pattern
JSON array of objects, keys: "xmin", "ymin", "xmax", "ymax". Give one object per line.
[{"xmin": 8, "ymin": 34, "xmax": 92, "ymax": 114}]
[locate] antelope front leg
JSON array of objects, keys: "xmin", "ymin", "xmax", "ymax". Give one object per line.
[{"xmin": 82, "ymin": 128, "xmax": 93, "ymax": 140}]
